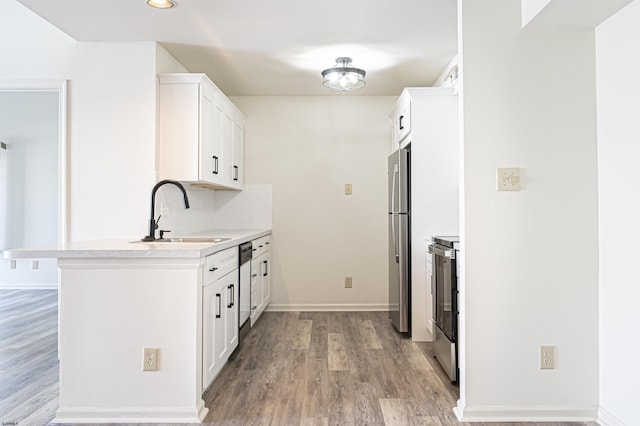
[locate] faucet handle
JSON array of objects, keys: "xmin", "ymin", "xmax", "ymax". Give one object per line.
[
  {"xmin": 159, "ymin": 229, "xmax": 171, "ymax": 240},
  {"xmin": 154, "ymin": 214, "xmax": 162, "ymax": 230}
]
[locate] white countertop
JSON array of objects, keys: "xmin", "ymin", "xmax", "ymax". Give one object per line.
[{"xmin": 2, "ymin": 229, "xmax": 271, "ymax": 260}]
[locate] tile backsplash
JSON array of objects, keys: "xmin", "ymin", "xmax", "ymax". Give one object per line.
[{"xmin": 155, "ymin": 183, "xmax": 272, "ymax": 236}]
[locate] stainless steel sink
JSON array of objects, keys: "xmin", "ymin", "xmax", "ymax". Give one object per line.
[
  {"xmin": 160, "ymin": 237, "xmax": 231, "ymax": 243},
  {"xmin": 131, "ymin": 237, "xmax": 231, "ymax": 244}
]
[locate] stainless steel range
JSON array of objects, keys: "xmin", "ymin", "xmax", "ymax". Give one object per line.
[{"xmin": 428, "ymin": 235, "xmax": 459, "ymax": 383}]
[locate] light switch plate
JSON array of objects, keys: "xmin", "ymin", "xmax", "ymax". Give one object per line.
[
  {"xmin": 345, "ymin": 184, "xmax": 352, "ymax": 195},
  {"xmin": 497, "ymin": 168, "xmax": 521, "ymax": 191}
]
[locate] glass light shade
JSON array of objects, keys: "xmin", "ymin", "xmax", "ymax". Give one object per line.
[
  {"xmin": 147, "ymin": 0, "xmax": 175, "ymax": 9},
  {"xmin": 321, "ymin": 57, "xmax": 366, "ymax": 92}
]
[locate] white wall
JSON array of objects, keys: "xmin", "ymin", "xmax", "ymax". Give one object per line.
[
  {"xmin": 457, "ymin": 0, "xmax": 600, "ymax": 420},
  {"xmin": 0, "ymin": 0, "xmax": 76, "ymax": 80},
  {"xmin": 231, "ymin": 96, "xmax": 394, "ymax": 310},
  {"xmin": 67, "ymin": 42, "xmax": 159, "ymax": 241},
  {"xmin": 596, "ymin": 2, "xmax": 640, "ymax": 425}
]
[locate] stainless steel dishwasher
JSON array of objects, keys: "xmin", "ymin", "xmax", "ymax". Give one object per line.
[
  {"xmin": 238, "ymin": 241, "xmax": 253, "ymax": 336},
  {"xmin": 230, "ymin": 241, "xmax": 252, "ymax": 360}
]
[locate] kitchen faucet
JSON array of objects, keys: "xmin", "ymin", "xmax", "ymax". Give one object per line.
[{"xmin": 141, "ymin": 179, "xmax": 190, "ymax": 242}]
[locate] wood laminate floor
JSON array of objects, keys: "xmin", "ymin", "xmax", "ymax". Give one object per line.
[
  {"xmin": 1, "ymin": 291, "xmax": 592, "ymax": 426},
  {"xmin": 0, "ymin": 289, "xmax": 59, "ymax": 426}
]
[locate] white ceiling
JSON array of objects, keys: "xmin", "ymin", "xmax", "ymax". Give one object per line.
[{"xmin": 16, "ymin": 0, "xmax": 458, "ymax": 96}]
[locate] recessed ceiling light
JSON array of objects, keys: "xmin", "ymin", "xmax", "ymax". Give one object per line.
[{"xmin": 147, "ymin": 0, "xmax": 175, "ymax": 9}]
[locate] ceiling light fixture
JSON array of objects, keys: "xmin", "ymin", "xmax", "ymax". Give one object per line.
[
  {"xmin": 147, "ymin": 0, "xmax": 175, "ymax": 9},
  {"xmin": 321, "ymin": 57, "xmax": 366, "ymax": 92}
]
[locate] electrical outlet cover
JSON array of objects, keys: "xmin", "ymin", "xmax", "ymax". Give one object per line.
[
  {"xmin": 540, "ymin": 345, "xmax": 555, "ymax": 369},
  {"xmin": 143, "ymin": 347, "xmax": 158, "ymax": 371}
]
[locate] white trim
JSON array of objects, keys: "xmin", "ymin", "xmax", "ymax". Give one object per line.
[
  {"xmin": 54, "ymin": 401, "xmax": 208, "ymax": 424},
  {"xmin": 453, "ymin": 404, "xmax": 598, "ymax": 423},
  {"xmin": 267, "ymin": 303, "xmax": 388, "ymax": 312},
  {"xmin": 598, "ymin": 406, "xmax": 627, "ymax": 426},
  {"xmin": 0, "ymin": 283, "xmax": 57, "ymax": 290},
  {"xmin": 0, "ymin": 79, "xmax": 69, "ymax": 245},
  {"xmin": 58, "ymin": 81, "xmax": 69, "ymax": 244}
]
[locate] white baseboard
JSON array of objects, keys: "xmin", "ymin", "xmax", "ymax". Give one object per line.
[
  {"xmin": 267, "ymin": 303, "xmax": 388, "ymax": 312},
  {"xmin": 0, "ymin": 282, "xmax": 57, "ymax": 290},
  {"xmin": 53, "ymin": 402, "xmax": 208, "ymax": 424},
  {"xmin": 598, "ymin": 406, "xmax": 628, "ymax": 426},
  {"xmin": 454, "ymin": 401, "xmax": 598, "ymax": 423}
]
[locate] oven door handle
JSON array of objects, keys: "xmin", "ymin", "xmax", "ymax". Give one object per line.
[{"xmin": 427, "ymin": 243, "xmax": 455, "ymax": 259}]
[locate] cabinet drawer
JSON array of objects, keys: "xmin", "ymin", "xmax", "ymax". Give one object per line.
[
  {"xmin": 204, "ymin": 246, "xmax": 238, "ymax": 284},
  {"xmin": 252, "ymin": 235, "xmax": 271, "ymax": 258}
]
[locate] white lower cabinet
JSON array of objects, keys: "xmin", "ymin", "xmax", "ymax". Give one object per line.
[
  {"xmin": 202, "ymin": 248, "xmax": 239, "ymax": 392},
  {"xmin": 250, "ymin": 235, "xmax": 271, "ymax": 326}
]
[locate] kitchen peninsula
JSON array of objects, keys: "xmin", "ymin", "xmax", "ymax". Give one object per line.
[{"xmin": 3, "ymin": 229, "xmax": 271, "ymax": 424}]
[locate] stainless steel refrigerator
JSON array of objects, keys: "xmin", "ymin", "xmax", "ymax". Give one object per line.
[{"xmin": 388, "ymin": 148, "xmax": 410, "ymax": 333}]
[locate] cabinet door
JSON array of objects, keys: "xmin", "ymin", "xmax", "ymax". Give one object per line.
[
  {"xmin": 222, "ymin": 113, "xmax": 233, "ymax": 186},
  {"xmin": 391, "ymin": 91, "xmax": 411, "ymax": 150},
  {"xmin": 250, "ymin": 258, "xmax": 262, "ymax": 326},
  {"xmin": 231, "ymin": 121, "xmax": 243, "ymax": 188},
  {"xmin": 202, "ymin": 281, "xmax": 226, "ymax": 390},
  {"xmin": 261, "ymin": 255, "xmax": 271, "ymax": 307},
  {"xmin": 199, "ymin": 80, "xmax": 217, "ymax": 183},
  {"xmin": 211, "ymin": 103, "xmax": 226, "ymax": 182},
  {"xmin": 225, "ymin": 273, "xmax": 239, "ymax": 352}
]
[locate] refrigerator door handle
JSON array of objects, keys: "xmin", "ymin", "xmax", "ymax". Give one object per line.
[
  {"xmin": 390, "ymin": 161, "xmax": 400, "ymax": 263},
  {"xmin": 391, "ymin": 215, "xmax": 399, "ymax": 263},
  {"xmin": 391, "ymin": 163, "xmax": 399, "ymax": 213}
]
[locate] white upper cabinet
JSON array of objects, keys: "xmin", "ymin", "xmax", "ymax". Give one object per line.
[
  {"xmin": 392, "ymin": 92, "xmax": 411, "ymax": 149},
  {"xmin": 158, "ymin": 73, "xmax": 245, "ymax": 190}
]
